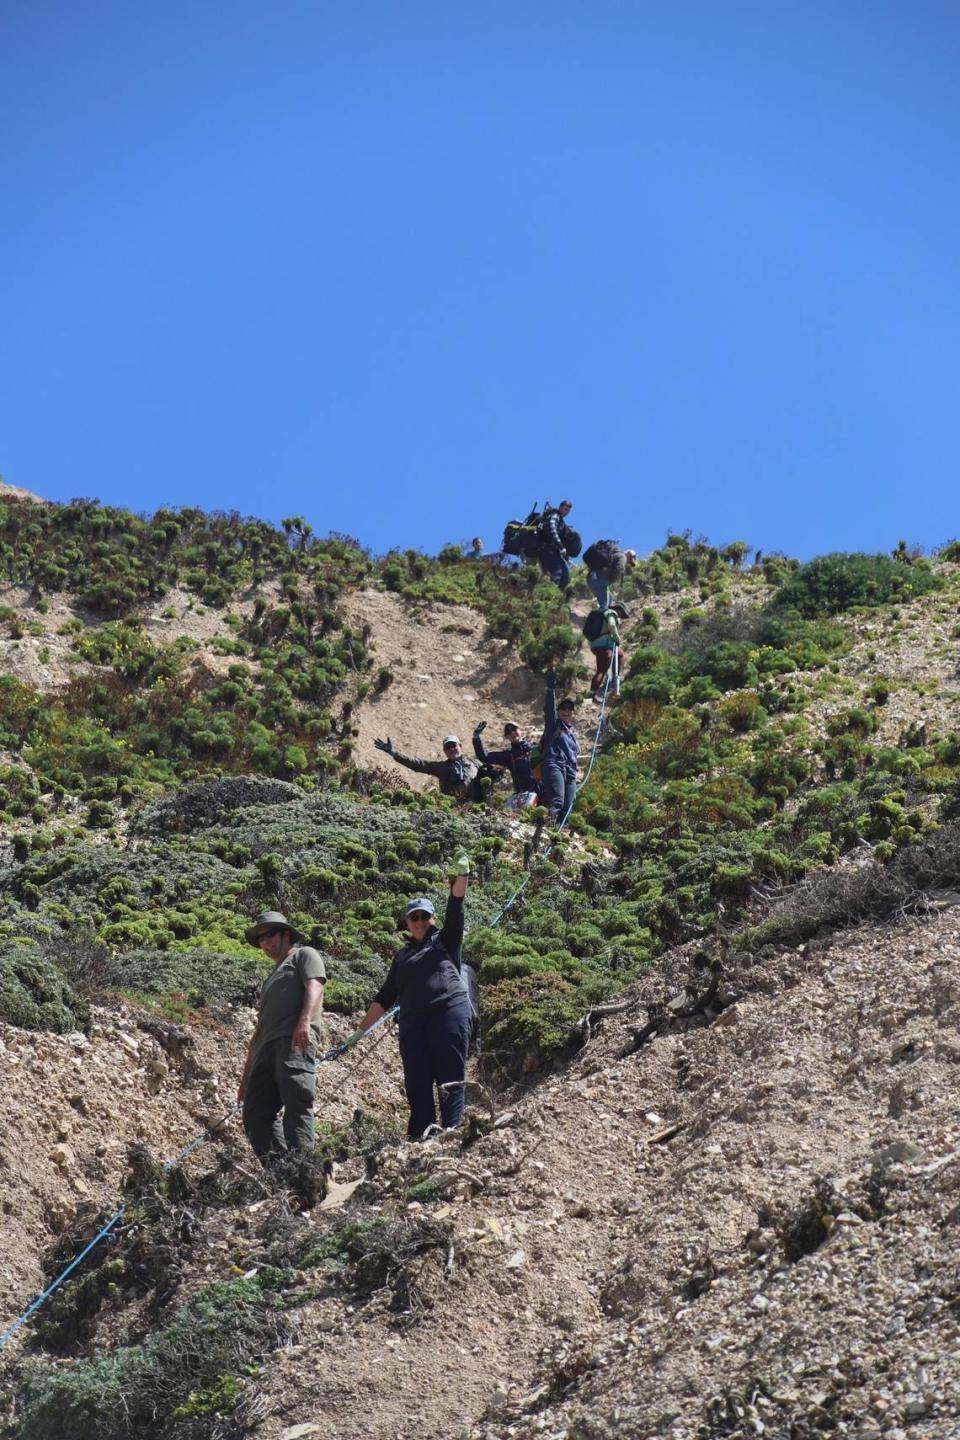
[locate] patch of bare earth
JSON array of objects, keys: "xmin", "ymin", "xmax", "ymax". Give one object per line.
[{"xmin": 341, "ymin": 589, "xmax": 571, "ymax": 786}]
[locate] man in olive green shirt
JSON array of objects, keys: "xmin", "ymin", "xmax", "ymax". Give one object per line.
[{"xmin": 239, "ymin": 910, "xmax": 326, "ymax": 1160}]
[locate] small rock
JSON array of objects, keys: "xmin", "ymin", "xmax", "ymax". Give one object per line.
[
  {"xmin": 506, "ymin": 1249, "xmax": 526, "ymax": 1269},
  {"xmin": 280, "ymin": 1426, "xmax": 321, "ymax": 1440},
  {"xmin": 49, "ymin": 1144, "xmax": 75, "ymax": 1172},
  {"xmin": 751, "ymin": 1294, "xmax": 769, "ymax": 1312}
]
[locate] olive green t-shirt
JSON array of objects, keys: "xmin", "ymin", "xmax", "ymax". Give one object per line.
[{"xmin": 253, "ymin": 945, "xmax": 326, "ymax": 1057}]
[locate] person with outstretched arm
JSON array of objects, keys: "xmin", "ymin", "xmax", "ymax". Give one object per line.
[
  {"xmin": 540, "ymin": 671, "xmax": 579, "ymax": 824},
  {"xmin": 374, "ymin": 733, "xmax": 481, "ymax": 804},
  {"xmin": 357, "ymin": 853, "xmax": 474, "ymax": 1137},
  {"xmin": 472, "ymin": 719, "xmax": 539, "ymax": 798}
]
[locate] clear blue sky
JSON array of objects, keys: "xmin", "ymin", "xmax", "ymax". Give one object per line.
[{"xmin": 2, "ymin": 1, "xmax": 958, "ymax": 559}]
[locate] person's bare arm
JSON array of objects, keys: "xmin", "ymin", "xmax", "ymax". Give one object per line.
[
  {"xmin": 359, "ymin": 1001, "xmax": 387, "ymax": 1031},
  {"xmin": 291, "ymin": 977, "xmax": 325, "ymax": 1051}
]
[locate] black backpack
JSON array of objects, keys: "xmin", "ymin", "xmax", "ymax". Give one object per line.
[
  {"xmin": 582, "ymin": 608, "xmax": 606, "ymax": 642},
  {"xmin": 583, "ymin": 539, "xmax": 624, "ymax": 577},
  {"xmin": 558, "ymin": 521, "xmax": 582, "ymax": 558},
  {"xmin": 502, "ymin": 505, "xmax": 544, "ymax": 558}
]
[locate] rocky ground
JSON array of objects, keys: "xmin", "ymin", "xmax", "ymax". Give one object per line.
[
  {"xmin": 4, "ymin": 567, "xmax": 960, "ymax": 1438},
  {"xmin": 4, "ymin": 903, "xmax": 959, "ymax": 1439}
]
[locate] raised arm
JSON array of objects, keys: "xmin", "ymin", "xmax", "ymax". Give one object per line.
[{"xmin": 390, "ymin": 749, "xmax": 446, "ymax": 777}]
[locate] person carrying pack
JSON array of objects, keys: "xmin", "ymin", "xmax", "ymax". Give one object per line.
[
  {"xmin": 585, "ymin": 602, "xmax": 628, "ymax": 700},
  {"xmin": 582, "ymin": 540, "xmax": 636, "ymax": 609},
  {"xmin": 539, "ymin": 500, "xmax": 575, "ymax": 592},
  {"xmin": 357, "ymin": 853, "xmax": 473, "ymax": 1137}
]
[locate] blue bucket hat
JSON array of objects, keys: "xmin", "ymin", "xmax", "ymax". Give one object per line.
[{"xmin": 404, "ymin": 897, "xmax": 436, "ymax": 918}]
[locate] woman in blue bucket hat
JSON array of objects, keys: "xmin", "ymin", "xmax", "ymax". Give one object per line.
[{"xmin": 359, "ymin": 850, "xmax": 473, "ymax": 1137}]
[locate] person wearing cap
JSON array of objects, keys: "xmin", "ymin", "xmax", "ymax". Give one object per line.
[
  {"xmin": 237, "ymin": 910, "xmax": 327, "ymax": 1161},
  {"xmin": 589, "ymin": 601, "xmax": 629, "ymax": 701},
  {"xmin": 472, "ymin": 719, "xmax": 538, "ymax": 798},
  {"xmin": 357, "ymin": 853, "xmax": 473, "ymax": 1138},
  {"xmin": 374, "ymin": 733, "xmax": 481, "ymax": 804},
  {"xmin": 540, "ymin": 672, "xmax": 580, "ymax": 823}
]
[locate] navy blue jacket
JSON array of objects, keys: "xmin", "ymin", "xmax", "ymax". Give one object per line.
[
  {"xmin": 374, "ymin": 894, "xmax": 469, "ymax": 1017},
  {"xmin": 542, "ymin": 686, "xmax": 579, "ymax": 774},
  {"xmin": 473, "ymin": 732, "xmax": 537, "ymax": 793}
]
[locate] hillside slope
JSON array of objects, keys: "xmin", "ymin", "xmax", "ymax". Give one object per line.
[{"xmin": 2, "ymin": 510, "xmax": 960, "ymax": 1439}]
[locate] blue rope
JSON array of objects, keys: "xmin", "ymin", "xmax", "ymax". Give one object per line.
[
  {"xmin": 0, "ymin": 667, "xmax": 616, "ymax": 1352},
  {"xmin": 0, "ymin": 1010, "xmax": 400, "ymax": 1352},
  {"xmin": 0, "ymin": 1206, "xmax": 127, "ymax": 1351}
]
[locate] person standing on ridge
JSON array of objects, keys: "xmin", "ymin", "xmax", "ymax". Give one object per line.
[
  {"xmin": 238, "ymin": 910, "xmax": 326, "ymax": 1162},
  {"xmin": 374, "ymin": 733, "xmax": 483, "ymax": 803},
  {"xmin": 540, "ymin": 672, "xmax": 580, "ymax": 823},
  {"xmin": 582, "ymin": 540, "xmax": 636, "ymax": 610},
  {"xmin": 539, "ymin": 500, "xmax": 574, "ymax": 592},
  {"xmin": 472, "ymin": 719, "xmax": 539, "ymax": 802},
  {"xmin": 357, "ymin": 853, "xmax": 474, "ymax": 1138}
]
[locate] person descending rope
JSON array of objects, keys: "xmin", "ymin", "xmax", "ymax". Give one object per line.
[
  {"xmin": 539, "ymin": 500, "xmax": 575, "ymax": 592},
  {"xmin": 357, "ymin": 853, "xmax": 474, "ymax": 1138},
  {"xmin": 540, "ymin": 672, "xmax": 580, "ymax": 823},
  {"xmin": 584, "ymin": 601, "xmax": 628, "ymax": 702},
  {"xmin": 582, "ymin": 540, "xmax": 636, "ymax": 610},
  {"xmin": 472, "ymin": 719, "xmax": 540, "ymax": 808},
  {"xmin": 238, "ymin": 910, "xmax": 327, "ymax": 1163},
  {"xmin": 374, "ymin": 733, "xmax": 493, "ymax": 804}
]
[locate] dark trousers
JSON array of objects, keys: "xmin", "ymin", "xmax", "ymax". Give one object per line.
[
  {"xmin": 541, "ymin": 760, "xmax": 576, "ymax": 824},
  {"xmin": 243, "ymin": 1036, "xmax": 317, "ymax": 1159},
  {"xmin": 542, "ymin": 547, "xmax": 570, "ymax": 591},
  {"xmin": 398, "ymin": 1002, "xmax": 473, "ymax": 1138}
]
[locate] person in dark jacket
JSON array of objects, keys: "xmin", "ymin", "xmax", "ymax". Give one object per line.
[
  {"xmin": 540, "ymin": 673, "xmax": 579, "ymax": 823},
  {"xmin": 472, "ymin": 719, "xmax": 538, "ymax": 797},
  {"xmin": 374, "ymin": 733, "xmax": 481, "ymax": 803},
  {"xmin": 539, "ymin": 500, "xmax": 574, "ymax": 591},
  {"xmin": 358, "ymin": 854, "xmax": 473, "ymax": 1137},
  {"xmin": 584, "ymin": 542, "xmax": 637, "ymax": 609}
]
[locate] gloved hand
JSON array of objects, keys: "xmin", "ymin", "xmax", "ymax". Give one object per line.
[
  {"xmin": 545, "ymin": 670, "xmax": 558, "ymax": 688},
  {"xmin": 449, "ymin": 850, "xmax": 471, "ymax": 878},
  {"xmin": 374, "ymin": 737, "xmax": 394, "ymax": 756},
  {"xmin": 473, "ymin": 720, "xmax": 487, "ymax": 737},
  {"xmin": 327, "ymin": 1029, "xmax": 364, "ymax": 1061}
]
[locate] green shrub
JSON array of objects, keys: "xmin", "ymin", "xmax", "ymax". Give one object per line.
[
  {"xmin": 770, "ymin": 552, "xmax": 942, "ymax": 618},
  {"xmin": 0, "ymin": 944, "xmax": 89, "ymax": 1032},
  {"xmin": 17, "ymin": 1277, "xmax": 291, "ymax": 1440}
]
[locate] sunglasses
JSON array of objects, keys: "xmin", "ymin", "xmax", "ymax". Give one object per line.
[
  {"xmin": 443, "ymin": 742, "xmax": 459, "ymax": 751},
  {"xmin": 504, "ymin": 727, "xmax": 519, "ymax": 737},
  {"xmin": 407, "ymin": 910, "xmax": 432, "ymax": 922},
  {"xmin": 257, "ymin": 926, "xmax": 285, "ymax": 940}
]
